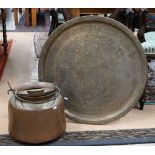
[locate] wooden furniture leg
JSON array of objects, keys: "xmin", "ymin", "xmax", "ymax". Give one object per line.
[
  {"xmin": 1, "ymin": 9, "xmax": 8, "ymax": 55},
  {"xmin": 13, "ymin": 8, "xmax": 18, "ymax": 26},
  {"xmin": 48, "ymin": 9, "xmax": 58, "ymax": 36},
  {"xmin": 139, "ymin": 91, "xmax": 145, "ymax": 110},
  {"xmin": 31, "ymin": 8, "xmax": 37, "ymax": 26},
  {"xmin": 25, "ymin": 8, "xmax": 30, "ymax": 26},
  {"xmin": 19, "ymin": 8, "xmax": 22, "ymax": 14}
]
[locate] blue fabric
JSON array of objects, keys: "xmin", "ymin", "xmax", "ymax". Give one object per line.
[
  {"xmin": 145, "ymin": 102, "xmax": 155, "ymax": 105},
  {"xmin": 147, "ymin": 14, "xmax": 155, "ymax": 20},
  {"xmin": 141, "ymin": 32, "xmax": 155, "ymax": 54}
]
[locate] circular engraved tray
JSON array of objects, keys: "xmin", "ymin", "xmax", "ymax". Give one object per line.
[{"xmin": 38, "ymin": 16, "xmax": 147, "ymax": 124}]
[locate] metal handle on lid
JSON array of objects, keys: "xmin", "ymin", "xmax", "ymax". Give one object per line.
[
  {"xmin": 7, "ymin": 82, "xmax": 60, "ymax": 103},
  {"xmin": 7, "ymin": 82, "xmax": 15, "ymax": 95},
  {"xmin": 14, "ymin": 82, "xmax": 56, "ymax": 91}
]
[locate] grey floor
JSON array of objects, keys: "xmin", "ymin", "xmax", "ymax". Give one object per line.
[{"xmin": 0, "ymin": 32, "xmax": 34, "ymax": 134}]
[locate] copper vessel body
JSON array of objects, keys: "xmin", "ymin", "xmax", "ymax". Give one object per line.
[{"xmin": 8, "ymin": 82, "xmax": 66, "ymax": 144}]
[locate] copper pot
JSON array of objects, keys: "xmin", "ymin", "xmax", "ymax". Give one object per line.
[{"xmin": 8, "ymin": 82, "xmax": 66, "ymax": 144}]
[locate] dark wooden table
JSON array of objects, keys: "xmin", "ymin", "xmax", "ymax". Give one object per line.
[{"xmin": 68, "ymin": 8, "xmax": 155, "ymax": 17}]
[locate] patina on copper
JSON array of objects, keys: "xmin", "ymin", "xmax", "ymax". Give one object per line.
[
  {"xmin": 8, "ymin": 82, "xmax": 66, "ymax": 144},
  {"xmin": 39, "ymin": 16, "xmax": 147, "ymax": 124}
]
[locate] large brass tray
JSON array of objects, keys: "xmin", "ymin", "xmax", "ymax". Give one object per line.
[{"xmin": 38, "ymin": 16, "xmax": 147, "ymax": 124}]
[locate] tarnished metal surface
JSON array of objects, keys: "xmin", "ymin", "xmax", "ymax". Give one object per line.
[
  {"xmin": 39, "ymin": 16, "xmax": 147, "ymax": 124},
  {"xmin": 8, "ymin": 82, "xmax": 66, "ymax": 144}
]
